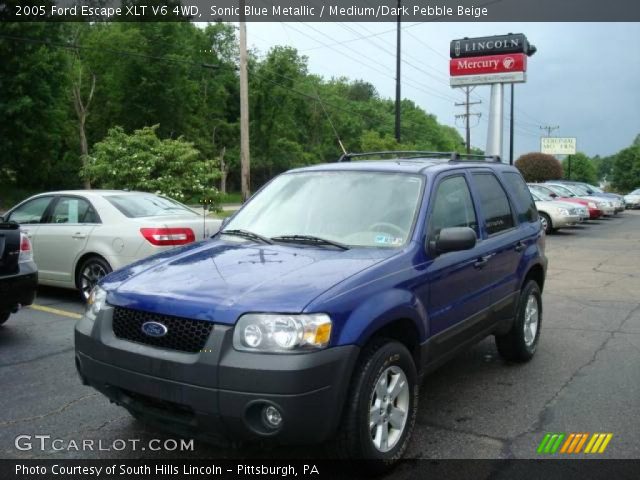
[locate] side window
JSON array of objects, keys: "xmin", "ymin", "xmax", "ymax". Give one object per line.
[
  {"xmin": 429, "ymin": 175, "xmax": 478, "ymax": 236},
  {"xmin": 7, "ymin": 196, "xmax": 53, "ymax": 224},
  {"xmin": 472, "ymin": 173, "xmax": 515, "ymax": 235},
  {"xmin": 50, "ymin": 197, "xmax": 99, "ymax": 224},
  {"xmin": 502, "ymin": 172, "xmax": 538, "ymax": 223}
]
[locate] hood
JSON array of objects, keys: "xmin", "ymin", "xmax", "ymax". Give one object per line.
[{"xmin": 103, "ymin": 238, "xmax": 396, "ymax": 324}]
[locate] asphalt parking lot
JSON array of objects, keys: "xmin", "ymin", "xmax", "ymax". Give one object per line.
[{"xmin": 1, "ymin": 211, "xmax": 639, "ymax": 462}]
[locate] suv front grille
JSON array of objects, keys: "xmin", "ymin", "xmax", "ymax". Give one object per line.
[{"xmin": 112, "ymin": 307, "xmax": 213, "ymax": 353}]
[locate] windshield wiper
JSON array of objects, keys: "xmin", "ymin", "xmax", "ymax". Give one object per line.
[
  {"xmin": 221, "ymin": 229, "xmax": 274, "ymax": 245},
  {"xmin": 271, "ymin": 235, "xmax": 350, "ymax": 250}
]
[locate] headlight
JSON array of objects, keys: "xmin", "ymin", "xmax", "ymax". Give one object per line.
[
  {"xmin": 588, "ymin": 202, "xmax": 596, "ymax": 208},
  {"xmin": 557, "ymin": 208, "xmax": 570, "ymax": 216},
  {"xmin": 597, "ymin": 202, "xmax": 606, "ymax": 208},
  {"xmin": 233, "ymin": 313, "xmax": 332, "ymax": 353},
  {"xmin": 85, "ymin": 286, "xmax": 107, "ymax": 322}
]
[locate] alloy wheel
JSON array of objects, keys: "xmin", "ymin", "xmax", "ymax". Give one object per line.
[{"xmin": 369, "ymin": 366, "xmax": 410, "ymax": 452}]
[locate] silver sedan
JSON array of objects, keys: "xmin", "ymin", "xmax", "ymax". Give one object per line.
[{"xmin": 1, "ymin": 190, "xmax": 221, "ymax": 299}]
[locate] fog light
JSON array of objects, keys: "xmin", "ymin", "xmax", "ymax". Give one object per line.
[{"xmin": 263, "ymin": 405, "xmax": 282, "ymax": 428}]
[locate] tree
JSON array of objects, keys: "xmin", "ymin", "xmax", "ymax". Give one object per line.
[
  {"xmin": 562, "ymin": 152, "xmax": 597, "ymax": 184},
  {"xmin": 83, "ymin": 125, "xmax": 220, "ymax": 205},
  {"xmin": 515, "ymin": 153, "xmax": 563, "ymax": 182},
  {"xmin": 612, "ymin": 145, "xmax": 640, "ymax": 192}
]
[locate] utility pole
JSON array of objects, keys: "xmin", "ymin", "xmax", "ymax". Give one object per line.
[
  {"xmin": 394, "ymin": 0, "xmax": 401, "ymax": 142},
  {"xmin": 454, "ymin": 86, "xmax": 481, "ymax": 154},
  {"xmin": 540, "ymin": 125, "xmax": 559, "ymax": 137},
  {"xmin": 239, "ymin": 2, "xmax": 250, "ymax": 202}
]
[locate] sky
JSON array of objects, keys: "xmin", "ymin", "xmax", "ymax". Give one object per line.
[{"xmin": 243, "ymin": 22, "xmax": 640, "ymax": 159}]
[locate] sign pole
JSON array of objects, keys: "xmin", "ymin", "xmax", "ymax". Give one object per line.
[
  {"xmin": 486, "ymin": 83, "xmax": 504, "ymax": 160},
  {"xmin": 509, "ymin": 84, "xmax": 514, "ymax": 165}
]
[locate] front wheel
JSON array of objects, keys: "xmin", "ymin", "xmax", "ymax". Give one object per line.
[
  {"xmin": 495, "ymin": 280, "xmax": 542, "ymax": 362},
  {"xmin": 0, "ymin": 311, "xmax": 10, "ymax": 326},
  {"xmin": 539, "ymin": 213, "xmax": 553, "ymax": 234},
  {"xmin": 333, "ymin": 339, "xmax": 418, "ymax": 464},
  {"xmin": 76, "ymin": 256, "xmax": 112, "ymax": 301}
]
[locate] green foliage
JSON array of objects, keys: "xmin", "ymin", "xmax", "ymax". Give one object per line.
[
  {"xmin": 1, "ymin": 22, "xmax": 465, "ymax": 196},
  {"xmin": 515, "ymin": 152, "xmax": 563, "ymax": 182},
  {"xmin": 612, "ymin": 145, "xmax": 640, "ymax": 192},
  {"xmin": 83, "ymin": 126, "xmax": 220, "ymax": 206},
  {"xmin": 562, "ymin": 152, "xmax": 597, "ymax": 184}
]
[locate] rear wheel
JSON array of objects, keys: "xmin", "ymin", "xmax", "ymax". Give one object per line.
[
  {"xmin": 76, "ymin": 256, "xmax": 112, "ymax": 301},
  {"xmin": 495, "ymin": 280, "xmax": 542, "ymax": 362},
  {"xmin": 0, "ymin": 311, "xmax": 10, "ymax": 325},
  {"xmin": 333, "ymin": 338, "xmax": 418, "ymax": 465}
]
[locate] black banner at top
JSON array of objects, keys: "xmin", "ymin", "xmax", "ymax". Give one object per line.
[
  {"xmin": 1, "ymin": 0, "xmax": 640, "ymax": 22},
  {"xmin": 450, "ymin": 34, "xmax": 537, "ymax": 59}
]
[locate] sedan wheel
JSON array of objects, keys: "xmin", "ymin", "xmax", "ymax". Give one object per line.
[{"xmin": 77, "ymin": 257, "xmax": 112, "ymax": 301}]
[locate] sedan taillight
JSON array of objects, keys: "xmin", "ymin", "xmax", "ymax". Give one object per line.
[
  {"xmin": 140, "ymin": 228, "xmax": 195, "ymax": 246},
  {"xmin": 19, "ymin": 232, "xmax": 34, "ymax": 263}
]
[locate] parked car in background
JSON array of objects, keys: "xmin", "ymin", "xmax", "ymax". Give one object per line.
[
  {"xmin": 529, "ymin": 184, "xmax": 603, "ymax": 219},
  {"xmin": 544, "ymin": 183, "xmax": 615, "ymax": 216},
  {"xmin": 528, "ymin": 190, "xmax": 583, "ymax": 234},
  {"xmin": 0, "ymin": 222, "xmax": 37, "ymax": 325},
  {"xmin": 75, "ymin": 152, "xmax": 547, "ymax": 463},
  {"xmin": 1, "ymin": 191, "xmax": 221, "ymax": 299},
  {"xmin": 624, "ymin": 188, "xmax": 640, "ymax": 209},
  {"xmin": 551, "ymin": 180, "xmax": 624, "ymax": 213}
]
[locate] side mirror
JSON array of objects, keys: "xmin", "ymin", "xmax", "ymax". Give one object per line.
[
  {"xmin": 549, "ymin": 192, "xmax": 558, "ymax": 198},
  {"xmin": 429, "ymin": 227, "xmax": 477, "ymax": 256}
]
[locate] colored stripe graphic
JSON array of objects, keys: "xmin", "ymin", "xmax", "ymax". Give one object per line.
[{"xmin": 540, "ymin": 433, "xmax": 613, "ymax": 454}]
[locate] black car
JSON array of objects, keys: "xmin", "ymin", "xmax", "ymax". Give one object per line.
[{"xmin": 0, "ymin": 222, "xmax": 38, "ymax": 324}]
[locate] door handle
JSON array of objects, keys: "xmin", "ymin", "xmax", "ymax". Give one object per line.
[
  {"xmin": 474, "ymin": 254, "xmax": 493, "ymax": 269},
  {"xmin": 514, "ymin": 241, "xmax": 526, "ymax": 252},
  {"xmin": 72, "ymin": 233, "xmax": 87, "ymax": 239}
]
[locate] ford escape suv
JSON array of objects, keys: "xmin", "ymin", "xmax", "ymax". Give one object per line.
[{"xmin": 75, "ymin": 152, "xmax": 547, "ymax": 463}]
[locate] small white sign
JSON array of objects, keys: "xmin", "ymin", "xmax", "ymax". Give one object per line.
[
  {"xmin": 540, "ymin": 137, "xmax": 577, "ymax": 155},
  {"xmin": 449, "ymin": 71, "xmax": 526, "ymax": 86}
]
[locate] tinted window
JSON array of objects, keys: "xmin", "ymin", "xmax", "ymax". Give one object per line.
[
  {"xmin": 105, "ymin": 194, "xmax": 197, "ymax": 218},
  {"xmin": 50, "ymin": 197, "xmax": 100, "ymax": 224},
  {"xmin": 503, "ymin": 172, "xmax": 538, "ymax": 223},
  {"xmin": 7, "ymin": 196, "xmax": 53, "ymax": 224},
  {"xmin": 429, "ymin": 175, "xmax": 477, "ymax": 236},
  {"xmin": 472, "ymin": 173, "xmax": 514, "ymax": 235}
]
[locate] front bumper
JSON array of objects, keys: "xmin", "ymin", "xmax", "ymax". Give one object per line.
[
  {"xmin": 74, "ymin": 306, "xmax": 359, "ymax": 445},
  {"xmin": 552, "ymin": 214, "xmax": 582, "ymax": 228},
  {"xmin": 0, "ymin": 262, "xmax": 37, "ymax": 312}
]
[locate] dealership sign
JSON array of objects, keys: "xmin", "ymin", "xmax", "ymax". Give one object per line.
[
  {"xmin": 541, "ymin": 137, "xmax": 577, "ymax": 155},
  {"xmin": 450, "ymin": 71, "xmax": 526, "ymax": 87},
  {"xmin": 450, "ymin": 33, "xmax": 534, "ymax": 58},
  {"xmin": 450, "ymin": 53, "xmax": 527, "ymax": 76}
]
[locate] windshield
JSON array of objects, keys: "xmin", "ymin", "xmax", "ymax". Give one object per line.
[
  {"xmin": 105, "ymin": 194, "xmax": 198, "ymax": 218},
  {"xmin": 570, "ymin": 184, "xmax": 591, "ymax": 196},
  {"xmin": 547, "ymin": 184, "xmax": 576, "ymax": 197},
  {"xmin": 530, "ymin": 189, "xmax": 552, "ymax": 202},
  {"xmin": 225, "ymin": 171, "xmax": 424, "ymax": 248}
]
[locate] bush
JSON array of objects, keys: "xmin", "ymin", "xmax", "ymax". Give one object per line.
[
  {"xmin": 515, "ymin": 153, "xmax": 563, "ymax": 182},
  {"xmin": 562, "ymin": 153, "xmax": 597, "ymax": 184},
  {"xmin": 83, "ymin": 125, "xmax": 220, "ymax": 207}
]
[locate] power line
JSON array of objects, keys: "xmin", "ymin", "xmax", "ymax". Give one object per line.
[
  {"xmin": 455, "ymin": 86, "xmax": 482, "ymax": 154},
  {"xmin": 540, "ymin": 125, "xmax": 560, "ymax": 137}
]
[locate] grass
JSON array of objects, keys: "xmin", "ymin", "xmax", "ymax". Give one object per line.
[
  {"xmin": 211, "ymin": 210, "xmax": 236, "ymax": 219},
  {"xmin": 219, "ymin": 192, "xmax": 242, "ymax": 204}
]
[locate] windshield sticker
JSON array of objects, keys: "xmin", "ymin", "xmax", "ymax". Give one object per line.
[{"xmin": 375, "ymin": 235, "xmax": 404, "ymax": 245}]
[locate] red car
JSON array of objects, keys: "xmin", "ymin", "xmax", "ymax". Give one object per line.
[{"xmin": 529, "ymin": 184, "xmax": 603, "ymax": 219}]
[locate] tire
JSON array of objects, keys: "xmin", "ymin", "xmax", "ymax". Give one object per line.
[
  {"xmin": 76, "ymin": 255, "xmax": 112, "ymax": 301},
  {"xmin": 495, "ymin": 280, "xmax": 542, "ymax": 362},
  {"xmin": 333, "ymin": 338, "xmax": 418, "ymax": 465},
  {"xmin": 0, "ymin": 311, "xmax": 10, "ymax": 326},
  {"xmin": 539, "ymin": 213, "xmax": 553, "ymax": 234}
]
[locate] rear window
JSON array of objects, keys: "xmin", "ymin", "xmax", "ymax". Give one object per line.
[{"xmin": 105, "ymin": 194, "xmax": 197, "ymax": 218}]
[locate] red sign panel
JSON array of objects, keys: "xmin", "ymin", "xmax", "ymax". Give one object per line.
[{"xmin": 450, "ymin": 53, "xmax": 527, "ymax": 77}]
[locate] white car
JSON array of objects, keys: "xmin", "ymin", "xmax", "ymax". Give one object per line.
[
  {"xmin": 529, "ymin": 190, "xmax": 583, "ymax": 234},
  {"xmin": 1, "ymin": 190, "xmax": 221, "ymax": 299},
  {"xmin": 624, "ymin": 188, "xmax": 640, "ymax": 208}
]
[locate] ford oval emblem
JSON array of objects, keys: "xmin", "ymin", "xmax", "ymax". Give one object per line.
[{"xmin": 141, "ymin": 321, "xmax": 168, "ymax": 337}]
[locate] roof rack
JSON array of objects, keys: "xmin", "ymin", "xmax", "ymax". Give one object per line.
[
  {"xmin": 337, "ymin": 151, "xmax": 455, "ymax": 162},
  {"xmin": 450, "ymin": 153, "xmax": 502, "ymax": 163},
  {"xmin": 337, "ymin": 151, "xmax": 502, "ymax": 163}
]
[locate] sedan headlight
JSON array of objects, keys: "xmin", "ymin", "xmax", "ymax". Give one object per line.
[
  {"xmin": 557, "ymin": 208, "xmax": 570, "ymax": 216},
  {"xmin": 597, "ymin": 202, "xmax": 607, "ymax": 208},
  {"xmin": 588, "ymin": 202, "xmax": 597, "ymax": 208},
  {"xmin": 233, "ymin": 313, "xmax": 332, "ymax": 353},
  {"xmin": 85, "ymin": 285, "xmax": 107, "ymax": 322}
]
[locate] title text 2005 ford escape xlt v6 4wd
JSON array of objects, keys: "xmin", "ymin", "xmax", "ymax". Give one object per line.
[{"xmin": 75, "ymin": 152, "xmax": 547, "ymax": 463}]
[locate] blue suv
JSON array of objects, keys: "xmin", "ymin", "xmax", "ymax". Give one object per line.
[{"xmin": 75, "ymin": 152, "xmax": 547, "ymax": 463}]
